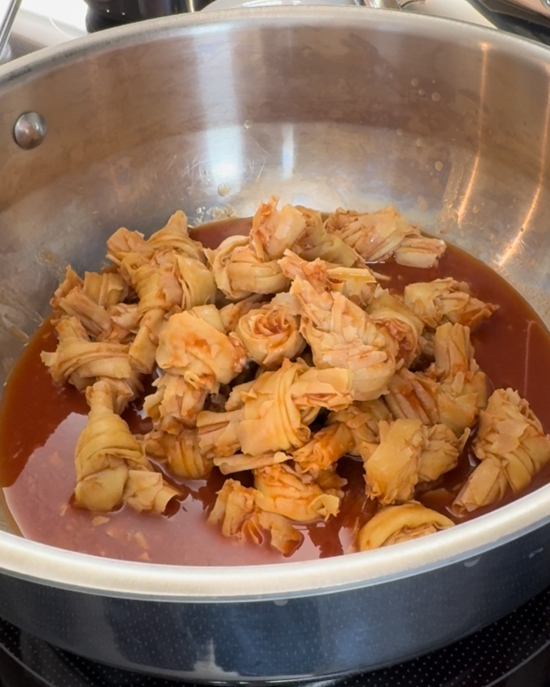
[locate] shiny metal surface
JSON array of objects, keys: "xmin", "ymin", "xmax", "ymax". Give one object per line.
[
  {"xmin": 466, "ymin": 0, "xmax": 550, "ymax": 42},
  {"xmin": 394, "ymin": 0, "xmax": 424, "ymax": 7},
  {"xmin": 12, "ymin": 111, "xmax": 46, "ymax": 149},
  {"xmin": 0, "ymin": 0, "xmax": 22, "ymax": 60},
  {"xmin": 358, "ymin": 0, "xmax": 402, "ymax": 7},
  {"xmin": 508, "ymin": 0, "xmax": 550, "ymax": 17},
  {"xmin": 2, "ymin": 8, "xmax": 550, "ymax": 680},
  {"xmin": 83, "ymin": 0, "xmax": 188, "ymax": 19}
]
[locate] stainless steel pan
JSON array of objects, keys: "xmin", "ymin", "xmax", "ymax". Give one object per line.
[
  {"xmin": 466, "ymin": 0, "xmax": 550, "ymax": 42},
  {"xmin": 2, "ymin": 8, "xmax": 550, "ymax": 682}
]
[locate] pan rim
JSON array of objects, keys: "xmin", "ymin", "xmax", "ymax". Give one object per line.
[{"xmin": 1, "ymin": 6, "xmax": 550, "ymax": 599}]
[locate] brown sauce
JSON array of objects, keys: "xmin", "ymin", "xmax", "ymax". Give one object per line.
[{"xmin": 2, "ymin": 218, "xmax": 550, "ymax": 565}]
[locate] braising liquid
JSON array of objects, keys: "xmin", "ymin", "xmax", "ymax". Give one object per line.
[{"xmin": 1, "ymin": 219, "xmax": 549, "ymax": 565}]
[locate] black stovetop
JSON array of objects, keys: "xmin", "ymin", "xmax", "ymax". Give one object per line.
[{"xmin": 3, "ymin": 583, "xmax": 550, "ymax": 687}]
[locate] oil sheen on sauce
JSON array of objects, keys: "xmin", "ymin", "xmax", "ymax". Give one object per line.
[{"xmin": 1, "ymin": 218, "xmax": 550, "ymax": 566}]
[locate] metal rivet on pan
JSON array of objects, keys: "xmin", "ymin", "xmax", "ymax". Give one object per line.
[{"xmin": 13, "ymin": 112, "xmax": 47, "ymax": 150}]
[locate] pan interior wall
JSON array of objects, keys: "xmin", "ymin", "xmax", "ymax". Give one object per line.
[{"xmin": 1, "ymin": 16, "xmax": 550, "ymax": 536}]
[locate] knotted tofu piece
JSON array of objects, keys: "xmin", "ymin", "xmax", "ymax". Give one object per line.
[
  {"xmin": 250, "ymin": 196, "xmax": 307, "ymax": 261},
  {"xmin": 280, "ymin": 249, "xmax": 378, "ymax": 308},
  {"xmin": 278, "ymin": 251, "xmax": 339, "ymax": 302},
  {"xmin": 145, "ymin": 428, "xmax": 213, "ymax": 479},
  {"xmin": 175, "ymin": 255, "xmax": 218, "ymax": 311},
  {"xmin": 143, "ymin": 374, "xmax": 208, "ymax": 432},
  {"xmin": 313, "ymin": 464, "xmax": 348, "ymax": 494},
  {"xmin": 81, "ymin": 271, "xmax": 130, "ymax": 308},
  {"xmin": 208, "ymin": 197, "xmax": 322, "ymax": 300},
  {"xmin": 196, "ymin": 361, "xmax": 352, "ymax": 458},
  {"xmin": 403, "ymin": 278, "xmax": 497, "ymax": 330},
  {"xmin": 252, "ymin": 511, "xmax": 304, "ymax": 556},
  {"xmin": 358, "ymin": 503, "xmax": 454, "ymax": 551},
  {"xmin": 452, "ymin": 457, "xmax": 509, "ymax": 517},
  {"xmin": 119, "ymin": 250, "xmax": 217, "ymax": 374},
  {"xmin": 387, "ymin": 369, "xmax": 482, "ymax": 437},
  {"xmin": 51, "ymin": 268, "xmax": 131, "ymax": 342},
  {"xmin": 364, "ymin": 419, "xmax": 426, "ymax": 505},
  {"xmin": 290, "ymin": 205, "xmax": 362, "ymax": 267},
  {"xmin": 326, "ymin": 206, "xmax": 445, "ymax": 268},
  {"xmin": 219, "ymin": 295, "xmax": 266, "ymax": 332},
  {"xmin": 206, "ymin": 235, "xmax": 289, "ymax": 301},
  {"xmin": 250, "ymin": 197, "xmax": 362, "ymax": 267},
  {"xmin": 190, "ymin": 304, "xmax": 227, "ymax": 332},
  {"xmin": 74, "ymin": 381, "xmax": 177, "ymax": 512},
  {"xmin": 214, "ymin": 451, "xmax": 289, "ymax": 475},
  {"xmin": 118, "ymin": 253, "xmax": 181, "ymax": 313},
  {"xmin": 146, "ymin": 210, "xmax": 206, "ymax": 263},
  {"xmin": 292, "ymin": 423, "xmax": 355, "ymax": 475},
  {"xmin": 107, "ymin": 210, "xmax": 205, "ymax": 266},
  {"xmin": 106, "ymin": 227, "xmax": 153, "ymax": 265},
  {"xmin": 452, "ymin": 389, "xmax": 550, "ymax": 514},
  {"xmin": 475, "ymin": 389, "xmax": 550, "ymax": 491},
  {"xmin": 254, "ymin": 463, "xmax": 343, "ymax": 522},
  {"xmin": 233, "ymin": 361, "xmax": 315, "ymax": 455},
  {"xmin": 325, "ymin": 265, "xmax": 379, "ymax": 308},
  {"xmin": 430, "ymin": 322, "xmax": 483, "ymax": 381},
  {"xmin": 329, "ymin": 399, "xmax": 393, "ymax": 459},
  {"xmin": 208, "ymin": 479, "xmax": 303, "ymax": 555},
  {"xmin": 428, "ymin": 322, "xmax": 488, "ymax": 432},
  {"xmin": 128, "ymin": 308, "xmax": 166, "ymax": 376},
  {"xmin": 394, "ymin": 235, "xmax": 448, "ymax": 270},
  {"xmin": 385, "ymin": 324, "xmax": 487, "ymax": 436},
  {"xmin": 40, "ymin": 317, "xmax": 141, "ymax": 405},
  {"xmin": 108, "ymin": 212, "xmax": 216, "ymax": 374},
  {"xmin": 418, "ymin": 424, "xmax": 468, "ymax": 484},
  {"xmin": 50, "ymin": 266, "xmax": 84, "ymax": 307},
  {"xmin": 156, "ymin": 310, "xmax": 247, "ymax": 392},
  {"xmin": 236, "ymin": 360, "xmax": 352, "ymax": 456},
  {"xmin": 385, "ymin": 368, "xmax": 441, "ymax": 426},
  {"xmin": 208, "ymin": 479, "xmax": 256, "ymax": 537},
  {"xmin": 234, "ymin": 301, "xmax": 306, "ymax": 369},
  {"xmin": 196, "ymin": 408, "xmax": 244, "ymax": 459},
  {"xmin": 113, "ymin": 253, "xmax": 170, "ymax": 374},
  {"xmin": 117, "ymin": 252, "xmax": 178, "ymax": 313},
  {"xmin": 52, "ymin": 286, "xmax": 115, "ymax": 342},
  {"xmin": 280, "ymin": 255, "xmax": 396, "ymax": 401},
  {"xmin": 123, "ymin": 471, "xmax": 179, "ymax": 514},
  {"xmin": 290, "ymin": 366, "xmax": 354, "ymax": 413},
  {"xmin": 144, "ymin": 305, "xmax": 228, "ymax": 429},
  {"xmin": 109, "ymin": 303, "xmax": 141, "ymax": 336},
  {"xmin": 367, "ymin": 287, "xmax": 424, "ymax": 367},
  {"xmin": 301, "ymin": 288, "xmax": 395, "ymax": 401}
]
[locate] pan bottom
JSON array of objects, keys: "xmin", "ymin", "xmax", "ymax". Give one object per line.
[{"xmin": 1, "ymin": 584, "xmax": 550, "ymax": 687}]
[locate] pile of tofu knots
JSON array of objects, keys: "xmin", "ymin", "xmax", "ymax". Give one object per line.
[{"xmin": 41, "ymin": 197, "xmax": 550, "ymax": 556}]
